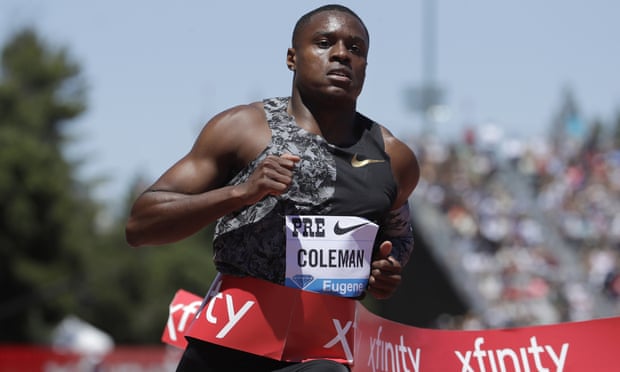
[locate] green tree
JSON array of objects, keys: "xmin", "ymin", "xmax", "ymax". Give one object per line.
[
  {"xmin": 0, "ymin": 28, "xmax": 95, "ymax": 343},
  {"xmin": 78, "ymin": 176, "xmax": 216, "ymax": 343},
  {"xmin": 0, "ymin": 27, "xmax": 219, "ymax": 345}
]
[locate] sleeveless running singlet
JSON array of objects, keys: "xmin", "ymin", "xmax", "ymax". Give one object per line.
[{"xmin": 213, "ymin": 97, "xmax": 397, "ymax": 284}]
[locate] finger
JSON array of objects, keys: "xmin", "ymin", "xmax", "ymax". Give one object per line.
[
  {"xmin": 367, "ymin": 272, "xmax": 401, "ymax": 299},
  {"xmin": 378, "ymin": 240, "xmax": 392, "ymax": 259},
  {"xmin": 368, "ymin": 265, "xmax": 401, "ymax": 288},
  {"xmin": 261, "ymin": 165, "xmax": 294, "ymax": 183},
  {"xmin": 280, "ymin": 153, "xmax": 301, "ymax": 166},
  {"xmin": 366, "ymin": 277, "xmax": 398, "ymax": 299},
  {"xmin": 370, "ymin": 269, "xmax": 402, "ymax": 286},
  {"xmin": 372, "ymin": 258, "xmax": 401, "ymax": 274},
  {"xmin": 260, "ymin": 154, "xmax": 298, "ymax": 176},
  {"xmin": 259, "ymin": 156, "xmax": 297, "ymax": 180},
  {"xmin": 373, "ymin": 240, "xmax": 392, "ymax": 260},
  {"xmin": 263, "ymin": 154, "xmax": 297, "ymax": 168},
  {"xmin": 373, "ymin": 258, "xmax": 402, "ymax": 275}
]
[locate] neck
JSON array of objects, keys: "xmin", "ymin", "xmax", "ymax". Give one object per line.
[{"xmin": 288, "ymin": 92, "xmax": 359, "ymax": 146}]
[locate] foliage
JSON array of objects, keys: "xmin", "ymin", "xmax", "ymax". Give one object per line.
[
  {"xmin": 0, "ymin": 28, "xmax": 217, "ymax": 345},
  {"xmin": 0, "ymin": 28, "xmax": 93, "ymax": 342},
  {"xmin": 80, "ymin": 177, "xmax": 216, "ymax": 344}
]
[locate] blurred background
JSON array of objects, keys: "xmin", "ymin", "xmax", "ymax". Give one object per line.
[{"xmin": 1, "ymin": 0, "xmax": 619, "ymax": 370}]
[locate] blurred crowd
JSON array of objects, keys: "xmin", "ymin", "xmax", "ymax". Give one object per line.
[{"xmin": 409, "ymin": 123, "xmax": 620, "ymax": 330}]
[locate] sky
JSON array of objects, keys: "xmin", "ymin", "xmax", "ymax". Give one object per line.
[{"xmin": 1, "ymin": 0, "xmax": 619, "ymax": 216}]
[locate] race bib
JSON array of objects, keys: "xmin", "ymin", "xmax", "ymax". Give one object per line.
[{"xmin": 284, "ymin": 215, "xmax": 378, "ymax": 297}]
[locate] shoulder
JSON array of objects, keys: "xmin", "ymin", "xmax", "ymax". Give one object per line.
[
  {"xmin": 196, "ymin": 101, "xmax": 267, "ymax": 144},
  {"xmin": 204, "ymin": 101, "xmax": 266, "ymax": 132},
  {"xmin": 191, "ymin": 100, "xmax": 270, "ymax": 165},
  {"xmin": 377, "ymin": 124, "xmax": 420, "ymax": 207}
]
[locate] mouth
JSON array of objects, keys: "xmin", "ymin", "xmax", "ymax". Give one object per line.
[{"xmin": 327, "ymin": 68, "xmax": 352, "ymax": 82}]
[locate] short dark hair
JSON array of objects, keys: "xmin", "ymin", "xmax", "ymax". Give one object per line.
[{"xmin": 291, "ymin": 4, "xmax": 369, "ymax": 48}]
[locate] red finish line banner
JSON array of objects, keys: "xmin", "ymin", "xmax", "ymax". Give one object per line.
[
  {"xmin": 163, "ymin": 276, "xmax": 620, "ymax": 372},
  {"xmin": 0, "ymin": 346, "xmax": 182, "ymax": 371}
]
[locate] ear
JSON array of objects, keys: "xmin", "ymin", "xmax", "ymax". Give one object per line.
[{"xmin": 286, "ymin": 47, "xmax": 296, "ymax": 71}]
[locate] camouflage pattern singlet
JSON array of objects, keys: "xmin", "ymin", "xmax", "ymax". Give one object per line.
[{"xmin": 213, "ymin": 97, "xmax": 397, "ymax": 284}]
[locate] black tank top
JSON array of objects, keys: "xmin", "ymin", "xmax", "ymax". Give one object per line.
[{"xmin": 212, "ymin": 97, "xmax": 397, "ymax": 284}]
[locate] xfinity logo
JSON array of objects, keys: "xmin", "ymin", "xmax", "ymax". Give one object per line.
[
  {"xmin": 199, "ymin": 292, "xmax": 255, "ymax": 339},
  {"xmin": 367, "ymin": 326, "xmax": 421, "ymax": 372},
  {"xmin": 166, "ymin": 300, "xmax": 202, "ymax": 342},
  {"xmin": 454, "ymin": 336, "xmax": 569, "ymax": 372},
  {"xmin": 324, "ymin": 319, "xmax": 354, "ymax": 362}
]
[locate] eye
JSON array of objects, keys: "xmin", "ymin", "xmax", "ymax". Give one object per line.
[
  {"xmin": 349, "ymin": 44, "xmax": 362, "ymax": 54},
  {"xmin": 316, "ymin": 39, "xmax": 331, "ymax": 49},
  {"xmin": 347, "ymin": 38, "xmax": 367, "ymax": 56}
]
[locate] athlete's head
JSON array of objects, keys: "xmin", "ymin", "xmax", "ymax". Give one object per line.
[
  {"xmin": 291, "ymin": 4, "xmax": 369, "ymax": 49},
  {"xmin": 287, "ymin": 4, "xmax": 369, "ymax": 102}
]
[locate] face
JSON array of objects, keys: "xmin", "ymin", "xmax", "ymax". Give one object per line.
[{"xmin": 287, "ymin": 11, "xmax": 369, "ymax": 102}]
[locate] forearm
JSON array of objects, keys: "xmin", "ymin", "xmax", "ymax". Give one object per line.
[
  {"xmin": 125, "ymin": 185, "xmax": 247, "ymax": 247},
  {"xmin": 378, "ymin": 203, "xmax": 414, "ymax": 266}
]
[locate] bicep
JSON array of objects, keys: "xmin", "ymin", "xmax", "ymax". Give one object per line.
[
  {"xmin": 149, "ymin": 150, "xmax": 224, "ymax": 195},
  {"xmin": 147, "ymin": 104, "xmax": 269, "ymax": 195},
  {"xmin": 383, "ymin": 132, "xmax": 420, "ymax": 209}
]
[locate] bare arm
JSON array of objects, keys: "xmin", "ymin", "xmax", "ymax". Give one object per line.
[
  {"xmin": 125, "ymin": 104, "xmax": 300, "ymax": 247},
  {"xmin": 367, "ymin": 127, "xmax": 420, "ymax": 299},
  {"xmin": 382, "ymin": 128, "xmax": 420, "ymax": 210}
]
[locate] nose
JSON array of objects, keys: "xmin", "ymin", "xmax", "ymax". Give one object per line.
[{"xmin": 330, "ymin": 40, "xmax": 351, "ymax": 63}]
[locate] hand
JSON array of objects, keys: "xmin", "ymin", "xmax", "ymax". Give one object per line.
[
  {"xmin": 367, "ymin": 241, "xmax": 402, "ymax": 299},
  {"xmin": 237, "ymin": 153, "xmax": 300, "ymax": 205}
]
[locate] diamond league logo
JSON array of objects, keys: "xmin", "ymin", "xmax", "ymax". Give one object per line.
[{"xmin": 291, "ymin": 274, "xmax": 315, "ymax": 289}]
